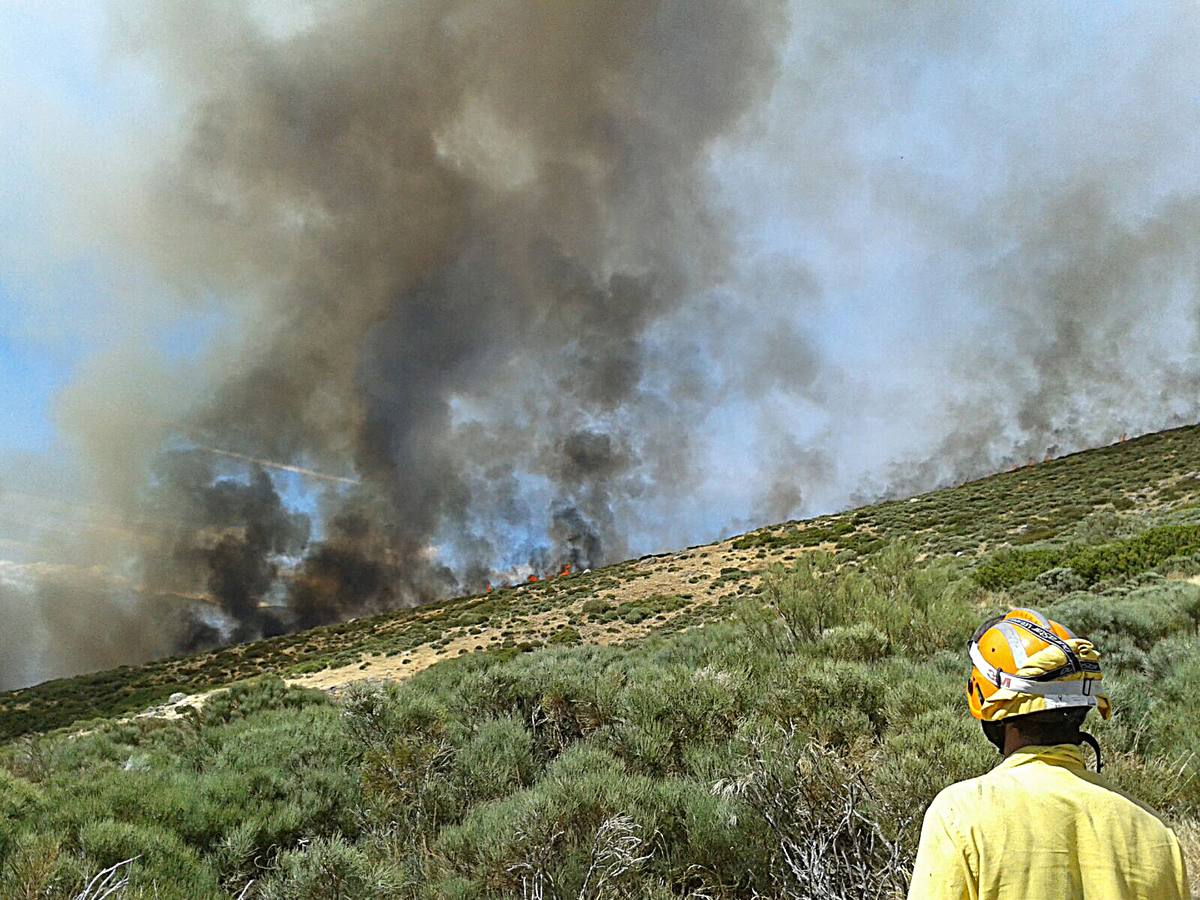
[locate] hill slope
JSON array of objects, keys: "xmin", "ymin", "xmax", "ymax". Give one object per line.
[
  {"xmin": 5, "ymin": 425, "xmax": 1200, "ymax": 897},
  {"xmin": 5, "ymin": 424, "xmax": 1199, "ymax": 741}
]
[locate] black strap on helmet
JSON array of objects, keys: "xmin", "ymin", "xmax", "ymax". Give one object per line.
[{"xmin": 1080, "ymin": 731, "xmax": 1103, "ymax": 773}]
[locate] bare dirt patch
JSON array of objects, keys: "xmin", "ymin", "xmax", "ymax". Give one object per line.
[{"xmin": 285, "ymin": 538, "xmax": 770, "ymax": 694}]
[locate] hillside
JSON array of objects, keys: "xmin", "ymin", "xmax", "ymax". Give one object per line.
[
  {"xmin": 5, "ymin": 424, "xmax": 1198, "ymax": 742},
  {"xmin": 5, "ymin": 424, "xmax": 1200, "ymax": 896}
]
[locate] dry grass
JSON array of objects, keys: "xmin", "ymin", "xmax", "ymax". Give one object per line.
[{"xmin": 1173, "ymin": 818, "xmax": 1200, "ymax": 898}]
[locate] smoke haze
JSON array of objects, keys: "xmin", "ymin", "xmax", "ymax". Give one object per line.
[{"xmin": 3, "ymin": 1, "xmax": 1200, "ymax": 688}]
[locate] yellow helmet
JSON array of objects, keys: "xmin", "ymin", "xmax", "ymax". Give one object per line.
[{"xmin": 967, "ymin": 608, "xmax": 1111, "ymax": 723}]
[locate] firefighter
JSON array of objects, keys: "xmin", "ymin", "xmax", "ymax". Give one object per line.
[{"xmin": 908, "ymin": 609, "xmax": 1188, "ymax": 899}]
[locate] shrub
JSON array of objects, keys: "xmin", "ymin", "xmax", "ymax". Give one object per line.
[
  {"xmin": 257, "ymin": 835, "xmax": 406, "ymax": 900},
  {"xmin": 976, "ymin": 525, "xmax": 1200, "ymax": 590},
  {"xmin": 9, "ymin": 516, "xmax": 1200, "ymax": 897},
  {"xmin": 79, "ymin": 818, "xmax": 218, "ymax": 896},
  {"xmin": 432, "ymin": 743, "xmax": 630, "ymax": 893},
  {"xmin": 818, "ymin": 623, "xmax": 890, "ymax": 663},
  {"xmin": 974, "ymin": 547, "xmax": 1070, "ymax": 590},
  {"xmin": 580, "ymin": 598, "xmax": 611, "ymax": 616},
  {"xmin": 0, "ymin": 832, "xmax": 77, "ymax": 899},
  {"xmin": 1073, "ymin": 526, "xmax": 1200, "ymax": 584},
  {"xmin": 873, "ymin": 709, "xmax": 994, "ymax": 849},
  {"xmin": 453, "ymin": 718, "xmax": 536, "ymax": 804},
  {"xmin": 1045, "ymin": 582, "xmax": 1200, "ymax": 650},
  {"xmin": 1035, "ymin": 566, "xmax": 1086, "ymax": 595},
  {"xmin": 1071, "ymin": 509, "xmax": 1129, "ymax": 544},
  {"xmin": 737, "ymin": 552, "xmax": 849, "ymax": 652},
  {"xmin": 724, "ymin": 729, "xmax": 909, "ymax": 899},
  {"xmin": 604, "ymin": 664, "xmax": 746, "ymax": 776},
  {"xmin": 201, "ymin": 676, "xmax": 328, "ymax": 726},
  {"xmin": 546, "ymin": 626, "xmax": 582, "ymax": 646},
  {"xmin": 770, "ymin": 660, "xmax": 886, "ymax": 745}
]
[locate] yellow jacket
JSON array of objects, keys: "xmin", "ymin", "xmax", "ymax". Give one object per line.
[{"xmin": 908, "ymin": 744, "xmax": 1188, "ymax": 900}]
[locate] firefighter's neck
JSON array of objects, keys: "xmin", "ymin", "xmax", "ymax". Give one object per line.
[
  {"xmin": 1002, "ymin": 723, "xmax": 1032, "ymax": 757},
  {"xmin": 1002, "ymin": 722, "xmax": 1079, "ymax": 757}
]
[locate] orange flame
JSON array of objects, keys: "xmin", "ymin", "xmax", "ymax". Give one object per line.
[
  {"xmin": 527, "ymin": 574, "xmax": 539, "ymax": 583},
  {"xmin": 559, "ymin": 563, "xmax": 572, "ymax": 578}
]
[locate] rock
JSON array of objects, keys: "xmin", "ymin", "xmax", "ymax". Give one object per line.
[{"xmin": 168, "ymin": 692, "xmax": 187, "ymax": 704}]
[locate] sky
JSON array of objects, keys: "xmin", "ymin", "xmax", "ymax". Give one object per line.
[
  {"xmin": 2, "ymin": 1, "xmax": 1200, "ymax": 687},
  {"xmin": 0, "ymin": 4, "xmax": 140, "ymax": 452}
]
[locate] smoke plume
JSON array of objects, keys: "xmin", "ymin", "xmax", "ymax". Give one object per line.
[
  {"xmin": 4, "ymin": 1, "xmax": 1200, "ymax": 688},
  {"xmin": 2, "ymin": 0, "xmax": 789, "ymax": 683}
]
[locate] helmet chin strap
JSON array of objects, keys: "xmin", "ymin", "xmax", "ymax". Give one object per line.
[
  {"xmin": 1080, "ymin": 731, "xmax": 1104, "ymax": 773},
  {"xmin": 982, "ymin": 720, "xmax": 1005, "ymax": 754}
]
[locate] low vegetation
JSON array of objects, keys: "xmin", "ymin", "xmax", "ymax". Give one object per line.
[
  {"xmin": 974, "ymin": 523, "xmax": 1200, "ymax": 590},
  {"xmin": 8, "ymin": 425, "xmax": 1200, "ymax": 743},
  {"xmin": 5, "ymin": 537, "xmax": 1200, "ymax": 897}
]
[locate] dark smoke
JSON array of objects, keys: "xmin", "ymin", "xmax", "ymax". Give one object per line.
[
  {"xmin": 32, "ymin": 0, "xmax": 785, "ymax": 668},
  {"xmin": 140, "ymin": 453, "xmax": 310, "ymax": 646}
]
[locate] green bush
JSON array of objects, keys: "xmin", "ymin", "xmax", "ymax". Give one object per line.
[
  {"xmin": 741, "ymin": 544, "xmax": 976, "ymax": 658},
  {"xmin": 580, "ymin": 598, "xmax": 611, "ymax": 616},
  {"xmin": 1045, "ymin": 582, "xmax": 1200, "ymax": 650},
  {"xmin": 874, "ymin": 708, "xmax": 994, "ymax": 849},
  {"xmin": 975, "ymin": 524, "xmax": 1200, "ymax": 589},
  {"xmin": 545, "ymin": 626, "xmax": 582, "ymax": 646},
  {"xmin": 974, "ymin": 547, "xmax": 1071, "ymax": 589},
  {"xmin": 1035, "ymin": 566, "xmax": 1086, "ymax": 595},
  {"xmin": 0, "ymin": 831, "xmax": 80, "ymax": 899},
  {"xmin": 258, "ymin": 835, "xmax": 405, "ymax": 900},
  {"xmin": 201, "ymin": 676, "xmax": 329, "ymax": 726},
  {"xmin": 453, "ymin": 718, "xmax": 536, "ymax": 803},
  {"xmin": 79, "ymin": 818, "xmax": 218, "ymax": 897},
  {"xmin": 818, "ymin": 623, "xmax": 890, "ymax": 662}
]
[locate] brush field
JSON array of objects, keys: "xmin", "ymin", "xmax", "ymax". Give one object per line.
[{"xmin": 5, "ymin": 425, "xmax": 1200, "ymax": 897}]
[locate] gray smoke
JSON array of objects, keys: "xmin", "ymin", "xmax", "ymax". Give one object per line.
[
  {"xmin": 5, "ymin": 1, "xmax": 1200, "ymax": 688},
  {"xmin": 709, "ymin": 1, "xmax": 1200, "ymax": 512},
  {"xmin": 3, "ymin": 0, "xmax": 789, "ymax": 679},
  {"xmin": 141, "ymin": 452, "xmax": 311, "ymax": 645}
]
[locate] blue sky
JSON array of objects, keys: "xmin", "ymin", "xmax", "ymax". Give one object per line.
[{"xmin": 0, "ymin": 4, "xmax": 125, "ymax": 456}]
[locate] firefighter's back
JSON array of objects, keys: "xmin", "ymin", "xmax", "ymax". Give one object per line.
[{"xmin": 909, "ymin": 744, "xmax": 1188, "ymax": 900}]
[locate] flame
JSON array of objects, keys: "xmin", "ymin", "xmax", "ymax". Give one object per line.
[
  {"xmin": 527, "ymin": 574, "xmax": 539, "ymax": 583},
  {"xmin": 559, "ymin": 563, "xmax": 572, "ymax": 577},
  {"xmin": 485, "ymin": 582, "xmax": 493, "ymax": 594}
]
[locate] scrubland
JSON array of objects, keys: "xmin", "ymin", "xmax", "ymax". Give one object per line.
[{"xmin": 6, "ymin": 425, "xmax": 1200, "ymax": 897}]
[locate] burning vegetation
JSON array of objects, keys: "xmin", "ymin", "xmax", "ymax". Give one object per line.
[{"xmin": 0, "ymin": 0, "xmax": 789, "ymax": 685}]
